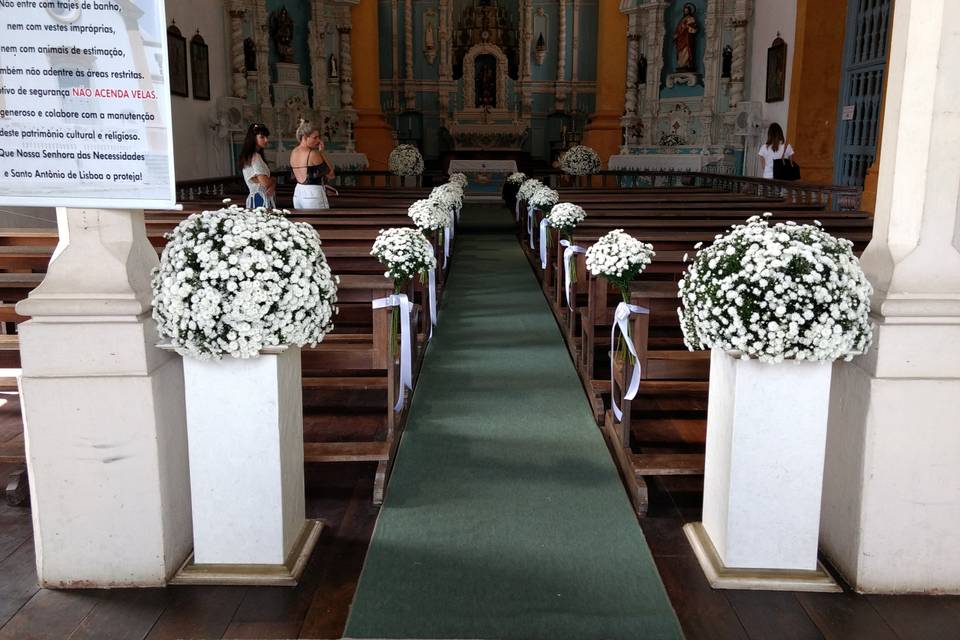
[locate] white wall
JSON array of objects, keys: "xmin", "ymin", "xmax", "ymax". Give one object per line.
[
  {"xmin": 748, "ymin": 0, "xmax": 797, "ymax": 136},
  {"xmin": 165, "ymin": 0, "xmax": 232, "ymax": 181}
]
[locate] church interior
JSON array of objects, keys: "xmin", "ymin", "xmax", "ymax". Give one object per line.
[{"xmin": 1, "ymin": 0, "xmax": 959, "ymax": 638}]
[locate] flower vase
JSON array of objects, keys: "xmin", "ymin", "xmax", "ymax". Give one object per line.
[
  {"xmin": 684, "ymin": 348, "xmax": 841, "ymax": 592},
  {"xmin": 169, "ymin": 345, "xmax": 323, "ymax": 585}
]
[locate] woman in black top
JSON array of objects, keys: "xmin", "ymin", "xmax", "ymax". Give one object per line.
[{"xmin": 290, "ymin": 120, "xmax": 336, "ymax": 209}]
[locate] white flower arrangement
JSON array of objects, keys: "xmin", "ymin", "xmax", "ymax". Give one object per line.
[
  {"xmin": 546, "ymin": 202, "xmax": 587, "ymax": 236},
  {"xmin": 388, "ymin": 144, "xmax": 425, "ymax": 176},
  {"xmin": 517, "ymin": 178, "xmax": 543, "ymax": 202},
  {"xmin": 559, "ymin": 145, "xmax": 601, "ymax": 176},
  {"xmin": 506, "ymin": 172, "xmax": 527, "ymax": 185},
  {"xmin": 152, "ymin": 205, "xmax": 338, "ymax": 360},
  {"xmin": 677, "ymin": 215, "xmax": 873, "ymax": 363},
  {"xmin": 371, "ymin": 227, "xmax": 438, "ymax": 284},
  {"xmin": 407, "ymin": 198, "xmax": 452, "ymax": 233},
  {"xmin": 585, "ymin": 229, "xmax": 656, "ymax": 300},
  {"xmin": 430, "ymin": 184, "xmax": 463, "ymax": 216},
  {"xmin": 529, "ymin": 186, "xmax": 560, "ymax": 210},
  {"xmin": 448, "ymin": 172, "xmax": 468, "ymax": 187}
]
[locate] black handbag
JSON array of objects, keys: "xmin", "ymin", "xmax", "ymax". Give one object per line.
[{"xmin": 772, "ymin": 144, "xmax": 801, "ymax": 181}]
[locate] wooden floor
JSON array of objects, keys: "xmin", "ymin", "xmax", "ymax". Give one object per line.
[{"xmin": 1, "ymin": 397, "xmax": 959, "ymax": 639}]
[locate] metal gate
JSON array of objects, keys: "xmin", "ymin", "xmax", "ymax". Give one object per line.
[{"xmin": 834, "ymin": 0, "xmax": 892, "ymax": 187}]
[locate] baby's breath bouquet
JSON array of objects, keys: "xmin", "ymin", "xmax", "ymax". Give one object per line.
[
  {"xmin": 517, "ymin": 178, "xmax": 543, "ymax": 203},
  {"xmin": 506, "ymin": 172, "xmax": 527, "ymax": 185},
  {"xmin": 546, "ymin": 203, "xmax": 586, "ymax": 238},
  {"xmin": 388, "ymin": 144, "xmax": 424, "ymax": 176},
  {"xmin": 678, "ymin": 215, "xmax": 873, "ymax": 363},
  {"xmin": 152, "ymin": 205, "xmax": 338, "ymax": 360},
  {"xmin": 559, "ymin": 145, "xmax": 601, "ymax": 176},
  {"xmin": 448, "ymin": 172, "xmax": 468, "ymax": 187},
  {"xmin": 529, "ymin": 186, "xmax": 560, "ymax": 211},
  {"xmin": 371, "ymin": 227, "xmax": 437, "ymax": 290}
]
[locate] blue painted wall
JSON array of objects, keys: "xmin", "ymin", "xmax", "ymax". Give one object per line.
[{"xmin": 266, "ymin": 0, "xmax": 313, "ymax": 86}]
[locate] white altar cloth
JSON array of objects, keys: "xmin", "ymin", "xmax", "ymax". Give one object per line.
[{"xmin": 447, "ymin": 160, "xmax": 518, "ymax": 174}]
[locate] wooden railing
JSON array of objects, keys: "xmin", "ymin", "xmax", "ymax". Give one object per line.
[{"xmin": 534, "ymin": 170, "xmax": 862, "ymax": 212}]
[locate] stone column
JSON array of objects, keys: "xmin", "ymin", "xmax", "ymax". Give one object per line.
[
  {"xmin": 16, "ymin": 209, "xmax": 191, "ymax": 587},
  {"xmin": 391, "ymin": 0, "xmax": 400, "ymax": 111},
  {"xmin": 338, "ymin": 25, "xmax": 354, "ymax": 108},
  {"xmin": 255, "ymin": 4, "xmax": 272, "ymax": 122},
  {"xmin": 571, "ymin": 0, "xmax": 581, "ymax": 109},
  {"xmin": 439, "ymin": 0, "xmax": 450, "ymax": 81},
  {"xmin": 351, "ymin": 0, "xmax": 394, "ymax": 169},
  {"xmin": 521, "ymin": 0, "xmax": 534, "ymax": 113},
  {"xmin": 728, "ymin": 0, "xmax": 750, "ymax": 107},
  {"xmin": 554, "ymin": 0, "xmax": 568, "ymax": 112},
  {"xmin": 623, "ymin": 11, "xmax": 639, "ymax": 117},
  {"xmin": 404, "ymin": 0, "xmax": 415, "ymax": 110},
  {"xmin": 228, "ymin": 5, "xmax": 247, "ymax": 99},
  {"xmin": 822, "ymin": 0, "xmax": 960, "ymax": 593},
  {"xmin": 581, "ymin": 0, "xmax": 627, "ymax": 165},
  {"xmin": 309, "ymin": 0, "xmax": 327, "ymax": 111},
  {"xmin": 641, "ymin": 2, "xmax": 668, "ymax": 144}
]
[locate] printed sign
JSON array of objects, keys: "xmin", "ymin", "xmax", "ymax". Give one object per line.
[
  {"xmin": 0, "ymin": 1, "xmax": 176, "ymax": 208},
  {"xmin": 841, "ymin": 105, "xmax": 856, "ymax": 121}
]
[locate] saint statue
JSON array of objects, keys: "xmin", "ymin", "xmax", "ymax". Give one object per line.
[
  {"xmin": 673, "ymin": 3, "xmax": 698, "ymax": 73},
  {"xmin": 425, "ymin": 21, "xmax": 436, "ymax": 51},
  {"xmin": 269, "ymin": 7, "xmax": 295, "ymax": 64}
]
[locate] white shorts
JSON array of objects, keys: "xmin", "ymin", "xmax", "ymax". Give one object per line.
[{"xmin": 294, "ymin": 183, "xmax": 330, "ymax": 210}]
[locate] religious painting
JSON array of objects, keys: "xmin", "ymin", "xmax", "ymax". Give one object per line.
[
  {"xmin": 167, "ymin": 23, "xmax": 188, "ymax": 97},
  {"xmin": 475, "ymin": 54, "xmax": 496, "ymax": 108},
  {"xmin": 766, "ymin": 35, "xmax": 787, "ymax": 103},
  {"xmin": 190, "ymin": 32, "xmax": 210, "ymax": 101}
]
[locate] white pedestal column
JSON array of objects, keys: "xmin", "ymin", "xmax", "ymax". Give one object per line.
[
  {"xmin": 182, "ymin": 346, "xmax": 307, "ymax": 566},
  {"xmin": 821, "ymin": 0, "xmax": 960, "ymax": 594},
  {"xmin": 16, "ymin": 208, "xmax": 191, "ymax": 588},
  {"xmin": 685, "ymin": 350, "xmax": 840, "ymax": 592}
]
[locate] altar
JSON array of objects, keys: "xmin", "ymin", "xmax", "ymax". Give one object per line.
[{"xmin": 447, "ymin": 159, "xmax": 518, "ymax": 199}]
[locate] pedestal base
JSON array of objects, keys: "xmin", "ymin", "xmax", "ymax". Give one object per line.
[
  {"xmin": 169, "ymin": 519, "xmax": 324, "ymax": 586},
  {"xmin": 684, "ymin": 522, "xmax": 841, "ymax": 592}
]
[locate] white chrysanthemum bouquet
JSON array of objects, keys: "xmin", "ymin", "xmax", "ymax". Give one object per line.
[
  {"xmin": 678, "ymin": 215, "xmax": 873, "ymax": 363},
  {"xmin": 546, "ymin": 202, "xmax": 587, "ymax": 237},
  {"xmin": 506, "ymin": 172, "xmax": 527, "ymax": 185},
  {"xmin": 431, "ymin": 183, "xmax": 463, "ymax": 214},
  {"xmin": 408, "ymin": 198, "xmax": 451, "ymax": 233},
  {"xmin": 585, "ymin": 228, "xmax": 656, "ymax": 302},
  {"xmin": 448, "ymin": 172, "xmax": 468, "ymax": 187},
  {"xmin": 388, "ymin": 144, "xmax": 425, "ymax": 176},
  {"xmin": 560, "ymin": 145, "xmax": 601, "ymax": 176},
  {"xmin": 152, "ymin": 205, "xmax": 338, "ymax": 360},
  {"xmin": 529, "ymin": 185, "xmax": 560, "ymax": 210},
  {"xmin": 371, "ymin": 227, "xmax": 437, "ymax": 287}
]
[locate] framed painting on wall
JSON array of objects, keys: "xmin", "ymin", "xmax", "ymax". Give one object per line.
[
  {"xmin": 766, "ymin": 35, "xmax": 787, "ymax": 103},
  {"xmin": 190, "ymin": 31, "xmax": 210, "ymax": 101},
  {"xmin": 167, "ymin": 23, "xmax": 188, "ymax": 97}
]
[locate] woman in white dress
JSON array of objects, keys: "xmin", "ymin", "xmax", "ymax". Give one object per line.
[
  {"xmin": 758, "ymin": 122, "xmax": 795, "ymax": 180},
  {"xmin": 239, "ymin": 123, "xmax": 276, "ymax": 209},
  {"xmin": 289, "ymin": 120, "xmax": 336, "ymax": 210}
]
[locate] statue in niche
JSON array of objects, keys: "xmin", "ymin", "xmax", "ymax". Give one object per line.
[
  {"xmin": 673, "ymin": 3, "xmax": 698, "ymax": 72},
  {"xmin": 475, "ymin": 54, "xmax": 496, "ymax": 107},
  {"xmin": 269, "ymin": 7, "xmax": 295, "ymax": 64},
  {"xmin": 243, "ymin": 37, "xmax": 256, "ymax": 71},
  {"xmin": 425, "ymin": 21, "xmax": 436, "ymax": 51},
  {"xmin": 638, "ymin": 54, "xmax": 647, "ymax": 85},
  {"xmin": 329, "ymin": 53, "xmax": 338, "ymax": 78},
  {"xmin": 722, "ymin": 45, "xmax": 733, "ymax": 78}
]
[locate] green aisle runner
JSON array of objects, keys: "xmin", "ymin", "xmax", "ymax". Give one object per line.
[{"xmin": 344, "ymin": 205, "xmax": 683, "ymax": 640}]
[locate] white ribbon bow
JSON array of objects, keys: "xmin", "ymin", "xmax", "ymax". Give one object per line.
[
  {"xmin": 527, "ymin": 204, "xmax": 536, "ymax": 250},
  {"xmin": 610, "ymin": 301, "xmax": 650, "ymax": 421},
  {"xmin": 372, "ymin": 293, "xmax": 414, "ymax": 411},
  {"xmin": 443, "ymin": 224, "xmax": 451, "ymax": 269},
  {"xmin": 539, "ymin": 218, "xmax": 552, "ymax": 270},
  {"xmin": 456, "ymin": 203, "xmax": 462, "ymax": 223},
  {"xmin": 559, "ymin": 240, "xmax": 587, "ymax": 308},
  {"xmin": 428, "ymin": 267, "xmax": 437, "ymax": 338}
]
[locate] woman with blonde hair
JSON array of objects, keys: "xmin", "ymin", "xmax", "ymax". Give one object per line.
[
  {"xmin": 290, "ymin": 120, "xmax": 336, "ymax": 209},
  {"xmin": 239, "ymin": 122, "xmax": 276, "ymax": 209}
]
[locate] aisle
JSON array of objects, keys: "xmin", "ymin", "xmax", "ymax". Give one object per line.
[{"xmin": 344, "ymin": 205, "xmax": 683, "ymax": 640}]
